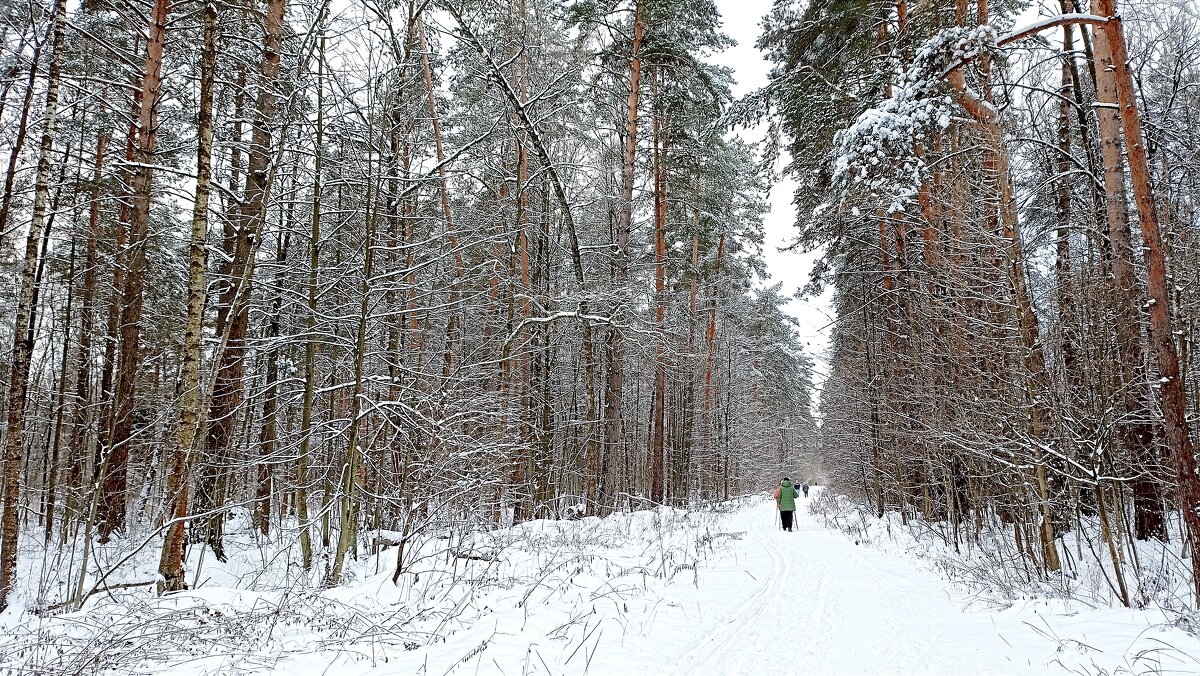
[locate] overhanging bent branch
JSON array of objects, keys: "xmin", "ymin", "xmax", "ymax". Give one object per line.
[{"xmin": 939, "ymin": 13, "xmax": 1110, "ymax": 80}]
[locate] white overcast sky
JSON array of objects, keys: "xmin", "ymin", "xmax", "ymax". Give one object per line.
[{"xmin": 710, "ymin": 0, "xmax": 835, "ymax": 384}]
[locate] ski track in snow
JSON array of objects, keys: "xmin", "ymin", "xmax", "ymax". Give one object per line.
[
  {"xmin": 657, "ymin": 498, "xmax": 1042, "ymax": 675},
  {"xmin": 665, "ymin": 521, "xmax": 789, "ymax": 674}
]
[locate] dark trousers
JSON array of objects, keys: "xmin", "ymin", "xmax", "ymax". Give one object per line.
[{"xmin": 780, "ymin": 510, "xmax": 794, "ymax": 531}]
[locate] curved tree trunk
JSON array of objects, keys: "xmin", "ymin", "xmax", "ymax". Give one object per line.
[{"xmin": 198, "ymin": 0, "xmax": 285, "ymax": 561}]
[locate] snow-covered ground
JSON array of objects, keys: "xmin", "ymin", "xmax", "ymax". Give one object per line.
[
  {"xmin": 4, "ymin": 493, "xmax": 1200, "ymax": 674},
  {"xmin": 713, "ymin": 496, "xmax": 1200, "ymax": 675}
]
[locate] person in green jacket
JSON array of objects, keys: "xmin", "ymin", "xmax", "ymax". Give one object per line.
[{"xmin": 773, "ymin": 477, "xmax": 799, "ymax": 531}]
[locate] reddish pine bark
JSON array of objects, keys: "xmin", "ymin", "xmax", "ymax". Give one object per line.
[
  {"xmin": 98, "ymin": 0, "xmax": 170, "ymax": 539},
  {"xmin": 1094, "ymin": 0, "xmax": 1200, "ymax": 602},
  {"xmin": 603, "ymin": 0, "xmax": 643, "ymax": 513},
  {"xmin": 1088, "ymin": 0, "xmax": 1167, "ymax": 541}
]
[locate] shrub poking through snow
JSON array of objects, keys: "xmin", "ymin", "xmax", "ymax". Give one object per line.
[{"xmin": 0, "ymin": 505, "xmax": 740, "ymax": 675}]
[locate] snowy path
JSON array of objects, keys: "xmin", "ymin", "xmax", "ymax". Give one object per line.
[
  {"xmin": 389, "ymin": 495, "xmax": 1196, "ymax": 675},
  {"xmin": 650, "ymin": 498, "xmax": 1038, "ymax": 675},
  {"xmin": 14, "ymin": 495, "xmax": 1196, "ymax": 675}
]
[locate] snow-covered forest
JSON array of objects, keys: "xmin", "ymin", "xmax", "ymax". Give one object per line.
[
  {"xmin": 760, "ymin": 0, "xmax": 1200, "ymax": 614},
  {"xmin": 2, "ymin": 0, "xmax": 1200, "ymax": 670},
  {"xmin": 0, "ymin": 0, "xmax": 815, "ymax": 616}
]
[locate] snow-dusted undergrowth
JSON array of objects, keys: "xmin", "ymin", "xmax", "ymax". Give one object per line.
[
  {"xmin": 807, "ymin": 491, "xmax": 1200, "ymax": 674},
  {"xmin": 0, "ymin": 504, "xmax": 742, "ymax": 675},
  {"xmin": 808, "ymin": 491, "xmax": 1200, "ymax": 610}
]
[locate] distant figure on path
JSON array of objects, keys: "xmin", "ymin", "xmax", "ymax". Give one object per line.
[
  {"xmin": 774, "ymin": 477, "xmax": 799, "ymax": 531},
  {"xmin": 802, "ymin": 481, "xmax": 810, "ymax": 498}
]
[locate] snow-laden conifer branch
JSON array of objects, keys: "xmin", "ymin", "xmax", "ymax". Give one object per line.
[
  {"xmin": 831, "ymin": 13, "xmax": 1110, "ymax": 215},
  {"xmin": 832, "ymin": 26, "xmax": 998, "ymax": 214}
]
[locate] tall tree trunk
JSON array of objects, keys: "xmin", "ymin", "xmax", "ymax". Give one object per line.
[
  {"xmin": 1094, "ymin": 0, "xmax": 1200, "ymax": 603},
  {"xmin": 603, "ymin": 0, "xmax": 643, "ymax": 513},
  {"xmin": 417, "ymin": 18, "xmax": 465, "ymax": 381},
  {"xmin": 1088, "ymin": 0, "xmax": 1166, "ymax": 541},
  {"xmin": 67, "ymin": 128, "xmax": 108, "ymax": 522},
  {"xmin": 649, "ymin": 77, "xmax": 667, "ymax": 505},
  {"xmin": 199, "ymin": 0, "xmax": 285, "ymax": 560},
  {"xmin": 255, "ymin": 230, "xmax": 289, "ymax": 536},
  {"xmin": 30, "ymin": 134, "xmax": 72, "ymax": 538},
  {"xmin": 44, "ymin": 177, "xmax": 79, "ymax": 543},
  {"xmin": 0, "ymin": 0, "xmax": 66, "ymax": 611},
  {"xmin": 1055, "ymin": 31, "xmax": 1077, "ymax": 388},
  {"xmin": 190, "ymin": 59, "xmax": 243, "ymax": 554},
  {"xmin": 510, "ymin": 2, "xmax": 534, "ymax": 519},
  {"xmin": 98, "ymin": 0, "xmax": 171, "ymax": 540},
  {"xmin": 296, "ymin": 17, "xmax": 325, "ymax": 572},
  {"xmin": 702, "ymin": 233, "xmax": 725, "ymax": 497},
  {"xmin": 95, "ymin": 80, "xmax": 139, "ymax": 507},
  {"xmin": 328, "ymin": 142, "xmax": 379, "ymax": 587},
  {"xmin": 158, "ymin": 0, "xmax": 216, "ymax": 594},
  {"xmin": 680, "ymin": 231, "xmax": 701, "ymax": 503}
]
